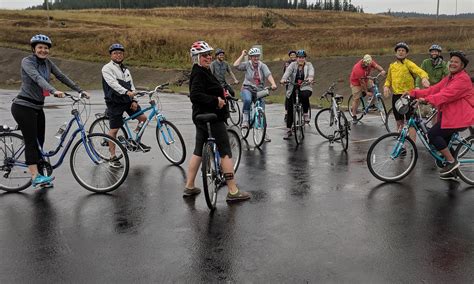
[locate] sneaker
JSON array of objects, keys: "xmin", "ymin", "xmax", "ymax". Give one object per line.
[
  {"xmin": 109, "ymin": 156, "xmax": 123, "ymax": 168},
  {"xmin": 283, "ymin": 130, "xmax": 292, "ymax": 140},
  {"xmin": 264, "ymin": 134, "xmax": 271, "ymax": 142},
  {"xmin": 439, "ymin": 172, "xmax": 458, "ymax": 181},
  {"xmin": 241, "ymin": 121, "xmax": 249, "ymax": 128},
  {"xmin": 439, "ymin": 160, "xmax": 460, "ymax": 175},
  {"xmin": 138, "ymin": 142, "xmax": 151, "ymax": 152},
  {"xmin": 304, "ymin": 113, "xmax": 310, "ymax": 124},
  {"xmin": 226, "ymin": 189, "xmax": 251, "ymax": 202},
  {"xmin": 352, "ymin": 116, "xmax": 358, "ymax": 125},
  {"xmin": 183, "ymin": 187, "xmax": 201, "ymax": 197},
  {"xmin": 32, "ymin": 174, "xmax": 55, "ymax": 188},
  {"xmin": 369, "ymin": 104, "xmax": 378, "ymax": 111}
]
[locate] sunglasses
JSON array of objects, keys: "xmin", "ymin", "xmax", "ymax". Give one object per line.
[{"xmin": 201, "ymin": 52, "xmax": 213, "ymax": 57}]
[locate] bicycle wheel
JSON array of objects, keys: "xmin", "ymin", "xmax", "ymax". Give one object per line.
[
  {"xmin": 347, "ymin": 94, "xmax": 365, "ymax": 121},
  {"xmin": 455, "ymin": 135, "xmax": 474, "ymax": 185},
  {"xmin": 89, "ymin": 116, "xmax": 129, "ymax": 156},
  {"xmin": 338, "ymin": 112, "xmax": 349, "ymax": 151},
  {"xmin": 156, "ymin": 120, "xmax": 186, "ymax": 165},
  {"xmin": 0, "ymin": 133, "xmax": 31, "ymax": 192},
  {"xmin": 385, "ymin": 109, "xmax": 399, "ymax": 133},
  {"xmin": 294, "ymin": 105, "xmax": 304, "ymax": 145},
  {"xmin": 201, "ymin": 142, "xmax": 218, "ymax": 210},
  {"xmin": 241, "ymin": 111, "xmax": 250, "ymax": 139},
  {"xmin": 315, "ymin": 108, "xmax": 338, "ymax": 140},
  {"xmin": 253, "ymin": 109, "xmax": 266, "ymax": 147},
  {"xmin": 228, "ymin": 100, "xmax": 241, "ymax": 126},
  {"xmin": 70, "ymin": 133, "xmax": 129, "ymax": 193},
  {"xmin": 228, "ymin": 129, "xmax": 242, "ymax": 173},
  {"xmin": 367, "ymin": 133, "xmax": 418, "ymax": 182},
  {"xmin": 375, "ymin": 98, "xmax": 389, "ymax": 132}
]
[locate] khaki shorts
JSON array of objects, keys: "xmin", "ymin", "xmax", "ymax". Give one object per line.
[{"xmin": 350, "ymin": 80, "xmax": 374, "ymax": 99}]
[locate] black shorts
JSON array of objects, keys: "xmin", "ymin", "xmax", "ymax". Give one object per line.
[
  {"xmin": 106, "ymin": 102, "xmax": 142, "ymax": 129},
  {"xmin": 392, "ymin": 94, "xmax": 413, "ymax": 121},
  {"xmin": 193, "ymin": 121, "xmax": 232, "ymax": 158}
]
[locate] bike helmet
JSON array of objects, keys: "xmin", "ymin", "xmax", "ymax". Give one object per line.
[
  {"xmin": 429, "ymin": 44, "xmax": 442, "ymax": 52},
  {"xmin": 215, "ymin": 48, "xmax": 224, "ymax": 56},
  {"xmin": 394, "ymin": 42, "xmax": 409, "ymax": 52},
  {"xmin": 30, "ymin": 34, "xmax": 52, "ymax": 48},
  {"xmin": 362, "ymin": 54, "xmax": 372, "ymax": 65},
  {"xmin": 395, "ymin": 96, "xmax": 410, "ymax": 115},
  {"xmin": 288, "ymin": 50, "xmax": 296, "ymax": 56},
  {"xmin": 296, "ymin": 49, "xmax": 307, "ymax": 57},
  {"xmin": 248, "ymin": 47, "xmax": 261, "ymax": 56},
  {"xmin": 449, "ymin": 50, "xmax": 469, "ymax": 67},
  {"xmin": 190, "ymin": 41, "xmax": 213, "ymax": 56},
  {"xmin": 109, "ymin": 43, "xmax": 125, "ymax": 54}
]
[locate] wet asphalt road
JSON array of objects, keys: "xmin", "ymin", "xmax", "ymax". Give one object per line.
[{"xmin": 0, "ymin": 89, "xmax": 473, "ymax": 282}]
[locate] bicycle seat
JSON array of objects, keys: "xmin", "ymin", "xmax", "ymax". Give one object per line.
[{"xmin": 195, "ymin": 113, "xmax": 218, "ymax": 123}]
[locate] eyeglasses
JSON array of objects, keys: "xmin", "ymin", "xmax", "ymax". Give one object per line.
[{"xmin": 200, "ymin": 52, "xmax": 212, "ymax": 58}]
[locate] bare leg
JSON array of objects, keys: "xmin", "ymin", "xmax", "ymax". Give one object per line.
[
  {"xmin": 351, "ymin": 97, "xmax": 361, "ymax": 117},
  {"xmin": 185, "ymin": 154, "xmax": 202, "ymax": 189},
  {"xmin": 28, "ymin": 164, "xmax": 38, "ymax": 179},
  {"xmin": 220, "ymin": 156, "xmax": 238, "ymax": 194},
  {"xmin": 108, "ymin": 128, "xmax": 119, "ymax": 156},
  {"xmin": 440, "ymin": 147, "xmax": 455, "ymax": 163}
]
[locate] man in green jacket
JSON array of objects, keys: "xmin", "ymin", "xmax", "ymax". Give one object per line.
[{"xmin": 415, "ymin": 44, "xmax": 449, "ymax": 89}]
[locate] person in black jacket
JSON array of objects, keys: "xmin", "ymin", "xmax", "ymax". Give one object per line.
[{"xmin": 184, "ymin": 41, "xmax": 250, "ymax": 202}]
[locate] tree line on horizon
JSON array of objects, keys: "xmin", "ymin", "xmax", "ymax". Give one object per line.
[{"xmin": 31, "ymin": 0, "xmax": 364, "ymax": 12}]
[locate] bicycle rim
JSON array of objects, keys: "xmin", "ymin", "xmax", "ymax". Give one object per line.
[
  {"xmin": 339, "ymin": 113, "xmax": 349, "ymax": 151},
  {"xmin": 228, "ymin": 129, "xmax": 242, "ymax": 173},
  {"xmin": 156, "ymin": 120, "xmax": 186, "ymax": 165},
  {"xmin": 253, "ymin": 110, "xmax": 266, "ymax": 147},
  {"xmin": 294, "ymin": 106, "xmax": 304, "ymax": 144},
  {"xmin": 315, "ymin": 108, "xmax": 338, "ymax": 140},
  {"xmin": 455, "ymin": 135, "xmax": 474, "ymax": 185},
  {"xmin": 89, "ymin": 116, "xmax": 128, "ymax": 156},
  {"xmin": 70, "ymin": 133, "xmax": 129, "ymax": 193},
  {"xmin": 347, "ymin": 95, "xmax": 365, "ymax": 121},
  {"xmin": 385, "ymin": 109, "xmax": 398, "ymax": 133},
  {"xmin": 367, "ymin": 133, "xmax": 418, "ymax": 182},
  {"xmin": 228, "ymin": 100, "xmax": 241, "ymax": 126},
  {"xmin": 202, "ymin": 143, "xmax": 217, "ymax": 210},
  {"xmin": 0, "ymin": 133, "xmax": 31, "ymax": 192}
]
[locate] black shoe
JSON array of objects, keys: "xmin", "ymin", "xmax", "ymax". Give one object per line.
[
  {"xmin": 284, "ymin": 114, "xmax": 287, "ymax": 123},
  {"xmin": 183, "ymin": 187, "xmax": 201, "ymax": 197},
  {"xmin": 439, "ymin": 172, "xmax": 458, "ymax": 181},
  {"xmin": 138, "ymin": 142, "xmax": 151, "ymax": 152},
  {"xmin": 439, "ymin": 160, "xmax": 460, "ymax": 175}
]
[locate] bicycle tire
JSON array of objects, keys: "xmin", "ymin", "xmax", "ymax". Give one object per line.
[
  {"xmin": 294, "ymin": 105, "xmax": 304, "ymax": 145},
  {"xmin": 385, "ymin": 108, "xmax": 399, "ymax": 133},
  {"xmin": 0, "ymin": 133, "xmax": 31, "ymax": 192},
  {"xmin": 454, "ymin": 135, "xmax": 474, "ymax": 185},
  {"xmin": 228, "ymin": 128, "xmax": 242, "ymax": 173},
  {"xmin": 367, "ymin": 133, "xmax": 418, "ymax": 182},
  {"xmin": 89, "ymin": 116, "xmax": 129, "ymax": 157},
  {"xmin": 70, "ymin": 133, "xmax": 129, "ymax": 193},
  {"xmin": 375, "ymin": 97, "xmax": 389, "ymax": 132},
  {"xmin": 253, "ymin": 109, "xmax": 266, "ymax": 147},
  {"xmin": 347, "ymin": 94, "xmax": 365, "ymax": 121},
  {"xmin": 338, "ymin": 112, "xmax": 349, "ymax": 151},
  {"xmin": 228, "ymin": 100, "xmax": 242, "ymax": 126},
  {"xmin": 315, "ymin": 108, "xmax": 338, "ymax": 140},
  {"xmin": 156, "ymin": 120, "xmax": 186, "ymax": 165},
  {"xmin": 201, "ymin": 142, "xmax": 217, "ymax": 210},
  {"xmin": 241, "ymin": 110, "xmax": 250, "ymax": 139}
]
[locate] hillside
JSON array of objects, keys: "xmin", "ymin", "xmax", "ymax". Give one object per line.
[{"xmin": 1, "ymin": 7, "xmax": 473, "ymax": 69}]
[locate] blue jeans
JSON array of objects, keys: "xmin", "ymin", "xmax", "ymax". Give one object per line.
[{"xmin": 241, "ymin": 88, "xmax": 265, "ymax": 120}]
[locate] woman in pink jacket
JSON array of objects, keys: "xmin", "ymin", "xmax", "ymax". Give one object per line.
[{"xmin": 409, "ymin": 51, "xmax": 474, "ymax": 179}]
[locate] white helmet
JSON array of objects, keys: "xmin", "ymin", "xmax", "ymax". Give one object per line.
[
  {"xmin": 190, "ymin": 41, "xmax": 213, "ymax": 56},
  {"xmin": 248, "ymin": 47, "xmax": 261, "ymax": 56},
  {"xmin": 362, "ymin": 54, "xmax": 372, "ymax": 65}
]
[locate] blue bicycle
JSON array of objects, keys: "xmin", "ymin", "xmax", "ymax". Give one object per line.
[
  {"xmin": 367, "ymin": 97, "xmax": 474, "ymax": 184},
  {"xmin": 240, "ymin": 87, "xmax": 270, "ymax": 147},
  {"xmin": 0, "ymin": 93, "xmax": 130, "ymax": 193},
  {"xmin": 89, "ymin": 83, "xmax": 186, "ymax": 165}
]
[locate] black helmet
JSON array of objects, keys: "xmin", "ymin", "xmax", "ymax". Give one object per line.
[
  {"xmin": 30, "ymin": 34, "xmax": 52, "ymax": 48},
  {"xmin": 288, "ymin": 50, "xmax": 296, "ymax": 56},
  {"xmin": 215, "ymin": 48, "xmax": 224, "ymax": 56},
  {"xmin": 109, "ymin": 43, "xmax": 125, "ymax": 54},
  {"xmin": 449, "ymin": 51, "xmax": 469, "ymax": 67},
  {"xmin": 296, "ymin": 49, "xmax": 307, "ymax": 57},
  {"xmin": 394, "ymin": 42, "xmax": 409, "ymax": 52}
]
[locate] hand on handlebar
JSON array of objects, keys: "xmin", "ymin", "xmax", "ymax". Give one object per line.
[
  {"xmin": 127, "ymin": 91, "xmax": 136, "ymax": 98},
  {"xmin": 217, "ymin": 97, "xmax": 226, "ymax": 109},
  {"xmin": 53, "ymin": 91, "xmax": 65, "ymax": 98},
  {"xmin": 80, "ymin": 91, "xmax": 90, "ymax": 99}
]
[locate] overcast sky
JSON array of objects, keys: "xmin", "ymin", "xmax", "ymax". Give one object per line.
[{"xmin": 0, "ymin": 0, "xmax": 473, "ymax": 14}]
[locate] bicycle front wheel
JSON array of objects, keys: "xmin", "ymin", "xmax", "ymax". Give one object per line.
[
  {"xmin": 202, "ymin": 142, "xmax": 218, "ymax": 210},
  {"xmin": 156, "ymin": 120, "xmax": 186, "ymax": 165},
  {"xmin": 253, "ymin": 109, "xmax": 266, "ymax": 147},
  {"xmin": 294, "ymin": 105, "xmax": 304, "ymax": 145},
  {"xmin": 315, "ymin": 108, "xmax": 337, "ymax": 140},
  {"xmin": 228, "ymin": 128, "xmax": 242, "ymax": 173},
  {"xmin": 338, "ymin": 112, "xmax": 349, "ymax": 151},
  {"xmin": 89, "ymin": 116, "xmax": 129, "ymax": 156},
  {"xmin": 347, "ymin": 94, "xmax": 365, "ymax": 121},
  {"xmin": 70, "ymin": 133, "xmax": 129, "ymax": 193},
  {"xmin": 367, "ymin": 133, "xmax": 418, "ymax": 182},
  {"xmin": 0, "ymin": 133, "xmax": 31, "ymax": 192},
  {"xmin": 455, "ymin": 135, "xmax": 474, "ymax": 185},
  {"xmin": 228, "ymin": 100, "xmax": 241, "ymax": 126}
]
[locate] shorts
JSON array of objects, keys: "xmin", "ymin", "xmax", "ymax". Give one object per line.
[
  {"xmin": 350, "ymin": 81, "xmax": 373, "ymax": 99},
  {"xmin": 392, "ymin": 94, "xmax": 413, "ymax": 121},
  {"xmin": 193, "ymin": 121, "xmax": 232, "ymax": 158},
  {"xmin": 106, "ymin": 102, "xmax": 142, "ymax": 129}
]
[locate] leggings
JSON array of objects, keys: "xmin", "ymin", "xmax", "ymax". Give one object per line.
[
  {"xmin": 286, "ymin": 90, "xmax": 312, "ymax": 129},
  {"xmin": 428, "ymin": 115, "xmax": 466, "ymax": 151},
  {"xmin": 11, "ymin": 103, "xmax": 45, "ymax": 165}
]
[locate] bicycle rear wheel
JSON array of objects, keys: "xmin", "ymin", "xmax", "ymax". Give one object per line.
[
  {"xmin": 338, "ymin": 112, "xmax": 349, "ymax": 151},
  {"xmin": 202, "ymin": 142, "xmax": 218, "ymax": 210},
  {"xmin": 375, "ymin": 97, "xmax": 389, "ymax": 132},
  {"xmin": 0, "ymin": 133, "xmax": 31, "ymax": 192},
  {"xmin": 156, "ymin": 120, "xmax": 186, "ymax": 165},
  {"xmin": 455, "ymin": 135, "xmax": 474, "ymax": 185},
  {"xmin": 253, "ymin": 109, "xmax": 266, "ymax": 147},
  {"xmin": 294, "ymin": 105, "xmax": 304, "ymax": 145},
  {"xmin": 367, "ymin": 133, "xmax": 418, "ymax": 182},
  {"xmin": 70, "ymin": 133, "xmax": 129, "ymax": 193},
  {"xmin": 228, "ymin": 100, "xmax": 241, "ymax": 126},
  {"xmin": 385, "ymin": 109, "xmax": 399, "ymax": 133},
  {"xmin": 315, "ymin": 108, "xmax": 337, "ymax": 140},
  {"xmin": 347, "ymin": 94, "xmax": 365, "ymax": 121},
  {"xmin": 89, "ymin": 116, "xmax": 129, "ymax": 155},
  {"xmin": 228, "ymin": 129, "xmax": 242, "ymax": 173},
  {"xmin": 241, "ymin": 111, "xmax": 250, "ymax": 139}
]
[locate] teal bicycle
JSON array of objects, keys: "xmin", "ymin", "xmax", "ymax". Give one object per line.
[
  {"xmin": 89, "ymin": 83, "xmax": 186, "ymax": 165},
  {"xmin": 367, "ymin": 97, "xmax": 473, "ymax": 184},
  {"xmin": 0, "ymin": 93, "xmax": 130, "ymax": 193},
  {"xmin": 240, "ymin": 87, "xmax": 270, "ymax": 147}
]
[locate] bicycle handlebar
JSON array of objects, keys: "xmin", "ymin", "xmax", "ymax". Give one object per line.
[
  {"xmin": 362, "ymin": 72, "xmax": 384, "ymax": 81},
  {"xmin": 62, "ymin": 92, "xmax": 89, "ymax": 101},
  {"xmin": 135, "ymin": 83, "xmax": 170, "ymax": 98}
]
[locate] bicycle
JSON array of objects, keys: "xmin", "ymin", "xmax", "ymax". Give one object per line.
[
  {"xmin": 347, "ymin": 72, "xmax": 390, "ymax": 132},
  {"xmin": 314, "ymin": 82, "xmax": 350, "ymax": 151},
  {"xmin": 89, "ymin": 83, "xmax": 186, "ymax": 166},
  {"xmin": 240, "ymin": 87, "xmax": 270, "ymax": 147},
  {"xmin": 0, "ymin": 93, "xmax": 130, "ymax": 193},
  {"xmin": 367, "ymin": 96, "xmax": 474, "ymax": 184},
  {"xmin": 284, "ymin": 81, "xmax": 313, "ymax": 145},
  {"xmin": 197, "ymin": 113, "xmax": 242, "ymax": 210},
  {"xmin": 224, "ymin": 83, "xmax": 242, "ymax": 127}
]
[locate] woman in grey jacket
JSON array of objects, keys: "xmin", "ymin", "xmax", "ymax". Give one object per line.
[
  {"xmin": 280, "ymin": 50, "xmax": 314, "ymax": 139},
  {"xmin": 11, "ymin": 34, "xmax": 89, "ymax": 189}
]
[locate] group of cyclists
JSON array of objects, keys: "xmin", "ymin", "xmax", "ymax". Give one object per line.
[{"xmin": 9, "ymin": 34, "xmax": 474, "ymax": 201}]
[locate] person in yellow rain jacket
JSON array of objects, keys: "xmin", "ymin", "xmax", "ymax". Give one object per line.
[{"xmin": 384, "ymin": 42, "xmax": 430, "ymax": 136}]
